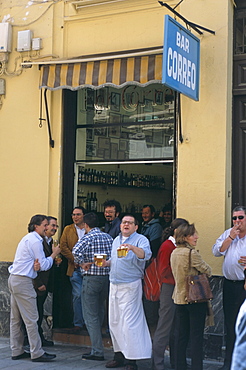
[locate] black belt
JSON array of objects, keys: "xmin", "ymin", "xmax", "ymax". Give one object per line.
[
  {"xmin": 84, "ymin": 274, "xmax": 108, "ymax": 277},
  {"xmin": 225, "ymin": 278, "xmax": 245, "ymax": 284}
]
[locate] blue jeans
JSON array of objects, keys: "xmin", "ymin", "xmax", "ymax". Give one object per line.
[
  {"xmin": 69, "ymin": 269, "xmax": 84, "ymax": 327},
  {"xmin": 82, "ymin": 275, "xmax": 109, "ymax": 357}
]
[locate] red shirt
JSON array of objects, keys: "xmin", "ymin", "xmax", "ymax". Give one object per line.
[{"xmin": 156, "ymin": 238, "xmax": 176, "ymax": 285}]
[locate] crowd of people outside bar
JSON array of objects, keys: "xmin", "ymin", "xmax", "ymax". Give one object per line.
[{"xmin": 7, "ymin": 203, "xmax": 246, "ymax": 369}]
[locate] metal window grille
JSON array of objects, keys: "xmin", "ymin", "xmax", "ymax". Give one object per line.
[{"xmin": 235, "ymin": 10, "xmax": 246, "ymax": 54}]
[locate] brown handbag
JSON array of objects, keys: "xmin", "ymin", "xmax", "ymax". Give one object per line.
[{"xmin": 186, "ymin": 249, "xmax": 213, "ymax": 303}]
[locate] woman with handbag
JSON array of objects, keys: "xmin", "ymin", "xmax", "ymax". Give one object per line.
[
  {"xmin": 170, "ymin": 223, "xmax": 212, "ymax": 370},
  {"xmin": 152, "ymin": 218, "xmax": 188, "ymax": 370}
]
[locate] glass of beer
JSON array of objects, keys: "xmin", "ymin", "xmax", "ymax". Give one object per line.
[
  {"xmin": 117, "ymin": 247, "xmax": 122, "ymax": 258},
  {"xmin": 121, "ymin": 246, "xmax": 128, "ymax": 257},
  {"xmin": 55, "ymin": 254, "xmax": 62, "ymax": 267},
  {"xmin": 53, "ymin": 239, "xmax": 59, "ymax": 247},
  {"xmin": 94, "ymin": 254, "xmax": 104, "ymax": 266},
  {"xmin": 117, "ymin": 246, "xmax": 128, "ymax": 258}
]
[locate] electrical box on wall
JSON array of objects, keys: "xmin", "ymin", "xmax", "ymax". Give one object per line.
[
  {"xmin": 32, "ymin": 37, "xmax": 42, "ymax": 51},
  {"xmin": 0, "ymin": 79, "xmax": 5, "ymax": 95},
  {"xmin": 17, "ymin": 30, "xmax": 33, "ymax": 52},
  {"xmin": 0, "ymin": 23, "xmax": 12, "ymax": 52}
]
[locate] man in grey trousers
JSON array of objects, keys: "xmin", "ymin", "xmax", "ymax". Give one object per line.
[{"xmin": 8, "ymin": 214, "xmax": 60, "ymax": 362}]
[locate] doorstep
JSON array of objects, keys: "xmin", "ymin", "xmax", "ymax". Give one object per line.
[{"xmin": 52, "ymin": 328, "xmax": 113, "ymax": 348}]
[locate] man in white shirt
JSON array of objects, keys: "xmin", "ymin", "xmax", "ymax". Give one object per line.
[
  {"xmin": 8, "ymin": 214, "xmax": 60, "ymax": 362},
  {"xmin": 212, "ymin": 206, "xmax": 246, "ymax": 370}
]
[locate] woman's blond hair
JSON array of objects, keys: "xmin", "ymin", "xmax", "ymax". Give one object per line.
[{"xmin": 175, "ymin": 223, "xmax": 197, "ymax": 246}]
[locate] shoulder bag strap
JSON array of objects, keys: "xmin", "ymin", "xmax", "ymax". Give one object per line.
[{"xmin": 188, "ymin": 248, "xmax": 192, "ymax": 273}]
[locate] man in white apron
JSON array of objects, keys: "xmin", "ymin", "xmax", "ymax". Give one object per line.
[{"xmin": 103, "ymin": 215, "xmax": 152, "ymax": 370}]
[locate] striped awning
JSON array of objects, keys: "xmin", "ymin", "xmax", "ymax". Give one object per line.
[{"xmin": 39, "ymin": 49, "xmax": 163, "ymax": 90}]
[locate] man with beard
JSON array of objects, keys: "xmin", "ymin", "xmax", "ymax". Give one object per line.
[{"xmin": 104, "ymin": 200, "xmax": 122, "ymax": 239}]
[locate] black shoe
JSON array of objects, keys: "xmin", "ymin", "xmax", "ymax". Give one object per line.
[
  {"xmin": 82, "ymin": 353, "xmax": 105, "ymax": 361},
  {"xmin": 42, "ymin": 339, "xmax": 54, "ymax": 346},
  {"xmin": 12, "ymin": 351, "xmax": 31, "ymax": 360},
  {"xmin": 125, "ymin": 365, "xmax": 138, "ymax": 370},
  {"xmin": 32, "ymin": 352, "xmax": 56, "ymax": 362},
  {"xmin": 106, "ymin": 359, "xmax": 124, "ymax": 368},
  {"xmin": 68, "ymin": 326, "xmax": 83, "ymax": 334}
]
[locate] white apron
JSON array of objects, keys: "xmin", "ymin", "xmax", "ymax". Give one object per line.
[{"xmin": 109, "ymin": 279, "xmax": 152, "ymax": 360}]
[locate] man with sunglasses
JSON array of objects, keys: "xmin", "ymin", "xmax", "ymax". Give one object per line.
[{"xmin": 212, "ymin": 206, "xmax": 246, "ymax": 370}]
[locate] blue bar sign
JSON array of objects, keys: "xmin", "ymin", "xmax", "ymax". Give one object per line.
[{"xmin": 162, "ymin": 15, "xmax": 200, "ymax": 101}]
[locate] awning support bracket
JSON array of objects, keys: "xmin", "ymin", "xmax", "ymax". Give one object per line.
[
  {"xmin": 174, "ymin": 91, "xmax": 183, "ymax": 144},
  {"xmin": 177, "ymin": 93, "xmax": 183, "ymax": 143},
  {"xmin": 158, "ymin": 1, "xmax": 215, "ymax": 35},
  {"xmin": 44, "ymin": 88, "xmax": 55, "ymax": 148},
  {"xmin": 39, "ymin": 88, "xmax": 46, "ymax": 128}
]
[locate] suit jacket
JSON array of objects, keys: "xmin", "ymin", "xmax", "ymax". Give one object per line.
[
  {"xmin": 33, "ymin": 238, "xmax": 54, "ymax": 296},
  {"xmin": 60, "ymin": 223, "xmax": 78, "ymax": 277}
]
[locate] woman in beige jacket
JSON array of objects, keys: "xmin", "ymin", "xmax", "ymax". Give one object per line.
[{"xmin": 170, "ymin": 223, "xmax": 212, "ymax": 370}]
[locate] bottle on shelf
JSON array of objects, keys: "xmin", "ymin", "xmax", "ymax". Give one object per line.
[
  {"xmin": 94, "ymin": 170, "xmax": 98, "ymax": 183},
  {"xmin": 85, "ymin": 169, "xmax": 89, "ymax": 182},
  {"xmin": 78, "ymin": 166, "xmax": 165, "ymax": 190},
  {"xmin": 86, "ymin": 192, "xmax": 90, "ymax": 211},
  {"xmin": 93, "ymin": 192, "xmax": 97, "ymax": 211},
  {"xmin": 81, "ymin": 168, "xmax": 85, "ymax": 182},
  {"xmin": 78, "ymin": 168, "xmax": 82, "ymax": 182},
  {"xmin": 89, "ymin": 192, "xmax": 94, "ymax": 211}
]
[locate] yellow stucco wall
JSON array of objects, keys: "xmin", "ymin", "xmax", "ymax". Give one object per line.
[
  {"xmin": 0, "ymin": 1, "xmax": 63, "ymax": 261},
  {"xmin": 0, "ymin": 0, "xmax": 234, "ymax": 274},
  {"xmin": 177, "ymin": 0, "xmax": 233, "ymax": 274}
]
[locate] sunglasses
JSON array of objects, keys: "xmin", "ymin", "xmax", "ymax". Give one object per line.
[{"xmin": 232, "ymin": 216, "xmax": 245, "ymax": 220}]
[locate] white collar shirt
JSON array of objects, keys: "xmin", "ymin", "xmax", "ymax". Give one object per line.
[
  {"xmin": 212, "ymin": 228, "xmax": 246, "ymax": 280},
  {"xmin": 8, "ymin": 231, "xmax": 53, "ymax": 279},
  {"xmin": 75, "ymin": 224, "xmax": 85, "ymax": 240}
]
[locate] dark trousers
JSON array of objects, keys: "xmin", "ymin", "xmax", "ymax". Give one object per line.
[
  {"xmin": 174, "ymin": 302, "xmax": 207, "ymax": 370},
  {"xmin": 223, "ymin": 278, "xmax": 246, "ymax": 366},
  {"xmin": 37, "ymin": 292, "xmax": 48, "ymax": 341},
  {"xmin": 143, "ymin": 296, "xmax": 159, "ymax": 327}
]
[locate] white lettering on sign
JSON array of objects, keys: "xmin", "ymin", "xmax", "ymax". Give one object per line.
[
  {"xmin": 167, "ymin": 47, "xmax": 196, "ymax": 90},
  {"xmin": 176, "ymin": 32, "xmax": 189, "ymax": 53}
]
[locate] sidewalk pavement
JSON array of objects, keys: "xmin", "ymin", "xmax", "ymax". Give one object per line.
[{"xmin": 0, "ymin": 337, "xmax": 224, "ymax": 370}]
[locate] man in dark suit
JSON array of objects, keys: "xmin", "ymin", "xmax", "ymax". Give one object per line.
[{"xmin": 33, "ymin": 216, "xmax": 59, "ymax": 346}]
